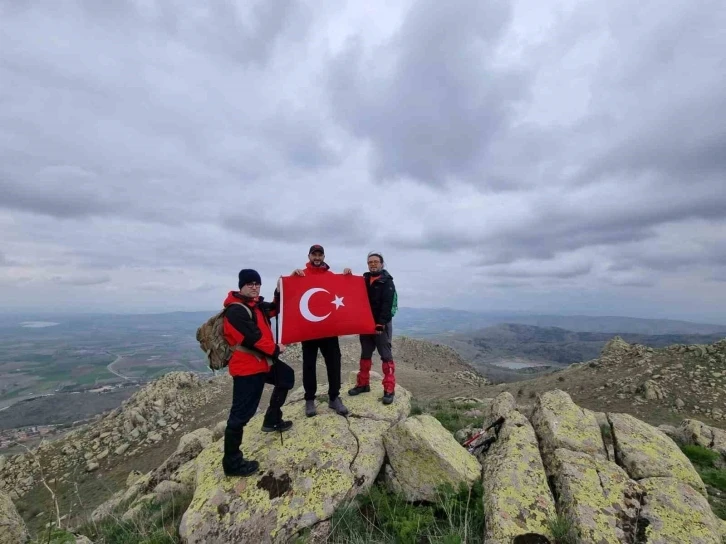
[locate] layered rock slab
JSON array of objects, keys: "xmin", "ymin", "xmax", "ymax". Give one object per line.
[
  {"xmin": 383, "ymin": 414, "xmax": 481, "ymax": 502},
  {"xmin": 638, "ymin": 477, "xmax": 722, "ymax": 544},
  {"xmin": 549, "ymin": 448, "xmax": 643, "ymax": 543},
  {"xmin": 480, "ymin": 395, "xmax": 556, "ymax": 544},
  {"xmin": 179, "ymin": 379, "xmax": 409, "ymax": 544},
  {"xmin": 530, "ymin": 390, "xmax": 607, "ymax": 469},
  {"xmin": 608, "ymin": 412, "xmax": 707, "ymax": 496}
]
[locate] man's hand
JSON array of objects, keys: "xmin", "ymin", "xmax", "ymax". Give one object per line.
[
  {"xmin": 277, "ymin": 344, "xmax": 286, "ymax": 353},
  {"xmin": 292, "ymin": 269, "xmax": 305, "ymax": 276},
  {"xmin": 276, "ymin": 277, "xmax": 282, "ymax": 290},
  {"xmin": 343, "ymin": 268, "xmax": 352, "ymax": 275},
  {"xmin": 375, "ymin": 324, "xmax": 384, "ymax": 335}
]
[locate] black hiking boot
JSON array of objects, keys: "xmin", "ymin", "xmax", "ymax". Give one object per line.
[
  {"xmin": 222, "ymin": 456, "xmax": 259, "ymax": 477},
  {"xmin": 261, "ymin": 419, "xmax": 293, "ymax": 433},
  {"xmin": 382, "ymin": 391, "xmax": 395, "ymax": 405},
  {"xmin": 348, "ymin": 385, "xmax": 370, "ymax": 396}
]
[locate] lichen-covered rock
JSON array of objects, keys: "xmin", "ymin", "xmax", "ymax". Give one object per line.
[
  {"xmin": 383, "ymin": 415, "xmax": 481, "ymax": 502},
  {"xmin": 608, "ymin": 412, "xmax": 706, "ymax": 496},
  {"xmin": 550, "ymin": 448, "xmax": 644, "ymax": 543},
  {"xmin": 178, "ymin": 379, "xmax": 410, "ymax": 544},
  {"xmin": 347, "ymin": 418, "xmax": 391, "ymax": 499},
  {"xmin": 484, "ymin": 392, "xmax": 516, "ymax": 427},
  {"xmin": 638, "ymin": 477, "xmax": 722, "ymax": 543},
  {"xmin": 481, "ymin": 409, "xmax": 556, "ymax": 543},
  {"xmin": 0, "ymin": 490, "xmax": 29, "ymax": 544},
  {"xmin": 530, "ymin": 390, "xmax": 606, "ymax": 469}
]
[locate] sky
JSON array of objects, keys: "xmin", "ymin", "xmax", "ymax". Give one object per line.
[{"xmin": 1, "ymin": 0, "xmax": 726, "ymax": 323}]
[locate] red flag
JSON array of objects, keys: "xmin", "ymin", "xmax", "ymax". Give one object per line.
[{"xmin": 278, "ymin": 273, "xmax": 376, "ymax": 343}]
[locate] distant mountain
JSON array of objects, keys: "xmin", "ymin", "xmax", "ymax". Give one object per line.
[
  {"xmin": 392, "ymin": 307, "xmax": 726, "ymax": 336},
  {"xmin": 430, "ymin": 323, "xmax": 726, "ymax": 383}
]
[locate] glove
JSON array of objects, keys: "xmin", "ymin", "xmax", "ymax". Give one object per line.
[{"xmin": 375, "ymin": 324, "xmax": 385, "ymax": 332}]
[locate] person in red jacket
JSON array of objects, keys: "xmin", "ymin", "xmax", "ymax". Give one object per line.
[
  {"xmin": 291, "ymin": 244, "xmax": 352, "ymax": 418},
  {"xmin": 221, "ymin": 268, "xmax": 294, "ymax": 477}
]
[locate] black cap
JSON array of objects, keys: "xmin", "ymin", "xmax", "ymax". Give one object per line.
[
  {"xmin": 238, "ymin": 269, "xmax": 262, "ymax": 288},
  {"xmin": 309, "ymin": 244, "xmax": 324, "ymax": 254}
]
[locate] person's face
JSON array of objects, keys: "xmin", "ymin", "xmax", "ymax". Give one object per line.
[
  {"xmin": 309, "ymin": 251, "xmax": 324, "ymax": 266},
  {"xmin": 240, "ymin": 281, "xmax": 261, "ymax": 298},
  {"xmin": 367, "ymin": 255, "xmax": 382, "ymax": 273}
]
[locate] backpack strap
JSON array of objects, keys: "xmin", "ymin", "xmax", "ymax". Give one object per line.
[{"xmin": 224, "ymin": 302, "xmax": 273, "ymax": 367}]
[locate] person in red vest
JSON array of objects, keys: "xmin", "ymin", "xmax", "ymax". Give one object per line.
[
  {"xmin": 221, "ymin": 269, "xmax": 295, "ymax": 477},
  {"xmin": 348, "ymin": 251, "xmax": 397, "ymax": 404},
  {"xmin": 291, "ymin": 244, "xmax": 352, "ymax": 418}
]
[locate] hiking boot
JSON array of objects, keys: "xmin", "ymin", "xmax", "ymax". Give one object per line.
[
  {"xmin": 223, "ymin": 457, "xmax": 259, "ymax": 477},
  {"xmin": 348, "ymin": 385, "xmax": 370, "ymax": 396},
  {"xmin": 328, "ymin": 397, "xmax": 349, "ymax": 416},
  {"xmin": 382, "ymin": 391, "xmax": 395, "ymax": 405},
  {"xmin": 261, "ymin": 420, "xmax": 293, "ymax": 433},
  {"xmin": 305, "ymin": 400, "xmax": 317, "ymax": 417}
]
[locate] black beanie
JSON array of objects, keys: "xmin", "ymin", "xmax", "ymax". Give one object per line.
[{"xmin": 238, "ymin": 269, "xmax": 262, "ymax": 288}]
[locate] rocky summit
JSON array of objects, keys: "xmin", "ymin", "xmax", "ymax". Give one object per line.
[{"xmin": 1, "ymin": 336, "xmax": 725, "ymax": 543}]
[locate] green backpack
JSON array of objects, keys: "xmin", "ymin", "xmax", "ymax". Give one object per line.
[{"xmin": 391, "ymin": 289, "xmax": 398, "ymax": 318}]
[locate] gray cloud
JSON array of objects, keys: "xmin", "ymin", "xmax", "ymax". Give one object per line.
[
  {"xmin": 1, "ymin": 0, "xmax": 726, "ymax": 322},
  {"xmin": 327, "ymin": 0, "xmax": 530, "ymax": 187}
]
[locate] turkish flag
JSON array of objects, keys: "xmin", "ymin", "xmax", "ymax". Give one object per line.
[{"xmin": 278, "ymin": 273, "xmax": 376, "ymax": 343}]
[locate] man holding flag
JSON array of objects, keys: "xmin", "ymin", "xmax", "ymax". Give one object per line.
[{"xmin": 288, "ymin": 244, "xmax": 354, "ymax": 418}]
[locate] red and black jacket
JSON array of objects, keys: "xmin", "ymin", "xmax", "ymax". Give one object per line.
[
  {"xmin": 222, "ymin": 290, "xmax": 280, "ymax": 377},
  {"xmin": 364, "ymin": 270, "xmax": 396, "ymax": 325},
  {"xmin": 304, "ymin": 261, "xmax": 332, "ymax": 275}
]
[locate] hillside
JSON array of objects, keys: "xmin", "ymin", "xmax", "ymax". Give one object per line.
[
  {"xmin": 481, "ymin": 336, "xmax": 726, "ymax": 429},
  {"xmin": 435, "ymin": 323, "xmax": 726, "ymax": 382},
  {"xmin": 0, "ymin": 336, "xmax": 489, "ymax": 537}
]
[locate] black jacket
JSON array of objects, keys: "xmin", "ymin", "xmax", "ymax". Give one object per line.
[{"xmin": 364, "ymin": 270, "xmax": 395, "ymax": 325}]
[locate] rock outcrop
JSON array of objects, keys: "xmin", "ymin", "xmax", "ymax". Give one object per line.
[
  {"xmin": 0, "ymin": 489, "xmax": 29, "ymax": 544},
  {"xmin": 466, "ymin": 389, "xmax": 724, "ymax": 544},
  {"xmin": 479, "ymin": 394, "xmax": 557, "ymax": 543},
  {"xmin": 178, "ymin": 374, "xmax": 415, "ymax": 544},
  {"xmin": 0, "ymin": 372, "xmax": 226, "ymax": 499},
  {"xmin": 383, "ymin": 414, "xmax": 481, "ymax": 502}
]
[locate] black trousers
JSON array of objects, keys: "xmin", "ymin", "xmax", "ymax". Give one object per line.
[
  {"xmin": 226, "ymin": 360, "xmax": 295, "ymax": 432},
  {"xmin": 301, "ymin": 337, "xmax": 341, "ymax": 401}
]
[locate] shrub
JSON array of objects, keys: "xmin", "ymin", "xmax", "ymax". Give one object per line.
[
  {"xmin": 328, "ymin": 481, "xmax": 485, "ymax": 544},
  {"xmin": 681, "ymin": 445, "xmax": 720, "ymax": 468}
]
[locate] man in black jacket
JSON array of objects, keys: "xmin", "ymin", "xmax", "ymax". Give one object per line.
[{"xmin": 348, "ymin": 252, "xmax": 398, "ymax": 404}]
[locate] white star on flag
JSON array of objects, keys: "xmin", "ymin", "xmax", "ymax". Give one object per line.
[{"xmin": 332, "ymin": 295, "xmax": 345, "ymax": 309}]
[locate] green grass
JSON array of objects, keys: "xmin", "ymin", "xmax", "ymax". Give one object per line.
[
  {"xmin": 410, "ymin": 399, "xmax": 484, "ymax": 434},
  {"xmin": 680, "ymin": 444, "xmax": 726, "ymax": 521},
  {"xmin": 67, "ymin": 491, "xmax": 193, "ymax": 544},
  {"xmin": 548, "ymin": 514, "xmax": 578, "ymax": 544},
  {"xmin": 682, "ymin": 445, "xmax": 721, "ymax": 468},
  {"xmin": 326, "ymin": 481, "xmax": 485, "ymax": 544}
]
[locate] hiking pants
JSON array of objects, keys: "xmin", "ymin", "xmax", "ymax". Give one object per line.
[
  {"xmin": 357, "ymin": 321, "xmax": 396, "ymax": 393},
  {"xmin": 226, "ymin": 360, "xmax": 295, "ymax": 433},
  {"xmin": 302, "ymin": 337, "xmax": 342, "ymax": 401}
]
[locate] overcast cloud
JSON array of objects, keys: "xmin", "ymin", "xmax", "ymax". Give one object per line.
[{"xmin": 1, "ymin": 0, "xmax": 726, "ymax": 323}]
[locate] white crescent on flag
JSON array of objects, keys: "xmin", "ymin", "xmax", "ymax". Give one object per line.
[{"xmin": 299, "ymin": 287, "xmax": 331, "ymax": 322}]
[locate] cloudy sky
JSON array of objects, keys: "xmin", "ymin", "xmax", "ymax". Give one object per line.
[{"xmin": 1, "ymin": 0, "xmax": 725, "ymax": 322}]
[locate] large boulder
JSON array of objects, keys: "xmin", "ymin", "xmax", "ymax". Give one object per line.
[
  {"xmin": 0, "ymin": 490, "xmax": 29, "ymax": 544},
  {"xmin": 146, "ymin": 427, "xmax": 213, "ymax": 491},
  {"xmin": 638, "ymin": 477, "xmax": 722, "ymax": 544},
  {"xmin": 608, "ymin": 412, "xmax": 707, "ymax": 496},
  {"xmin": 549, "ymin": 448, "xmax": 644, "ymax": 543},
  {"xmin": 178, "ymin": 377, "xmax": 410, "ymax": 544},
  {"xmin": 530, "ymin": 390, "xmax": 606, "ymax": 469},
  {"xmin": 480, "ymin": 405, "xmax": 556, "ymax": 543},
  {"xmin": 383, "ymin": 414, "xmax": 481, "ymax": 502}
]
